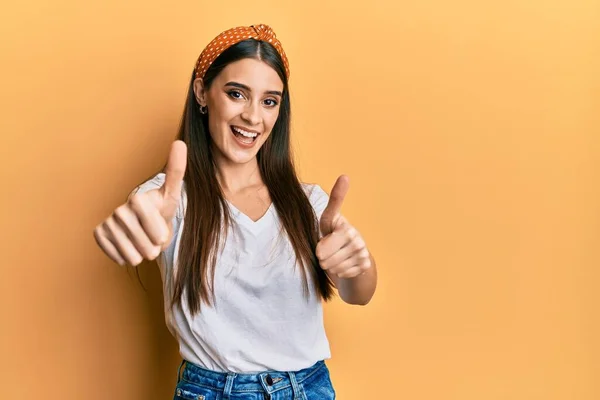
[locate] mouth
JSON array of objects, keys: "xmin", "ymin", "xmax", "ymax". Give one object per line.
[{"xmin": 230, "ymin": 125, "xmax": 260, "ymax": 146}]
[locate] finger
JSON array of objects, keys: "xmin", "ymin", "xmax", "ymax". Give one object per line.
[
  {"xmin": 104, "ymin": 216, "xmax": 145, "ymax": 266},
  {"xmin": 326, "ymin": 175, "xmax": 350, "ymax": 215},
  {"xmin": 316, "ymin": 219, "xmax": 357, "ymax": 260},
  {"xmin": 320, "ymin": 241, "xmax": 365, "ymax": 270},
  {"xmin": 316, "ymin": 234, "xmax": 345, "ymax": 263},
  {"xmin": 317, "ymin": 234, "xmax": 358, "ymax": 267},
  {"xmin": 159, "ymin": 223, "xmax": 175, "ymax": 251},
  {"xmin": 113, "ymin": 205, "xmax": 163, "ymax": 260},
  {"xmin": 129, "ymin": 194, "xmax": 170, "ymax": 245},
  {"xmin": 160, "ymin": 140, "xmax": 187, "ymax": 206},
  {"xmin": 321, "ymin": 251, "xmax": 356, "ymax": 271},
  {"xmin": 327, "ymin": 248, "xmax": 370, "ymax": 274},
  {"xmin": 336, "ymin": 266, "xmax": 365, "ymax": 279},
  {"xmin": 320, "ymin": 175, "xmax": 350, "ymax": 234},
  {"xmin": 94, "ymin": 225, "xmax": 126, "ymax": 266}
]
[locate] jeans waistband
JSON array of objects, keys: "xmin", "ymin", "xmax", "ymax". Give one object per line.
[{"xmin": 178, "ymin": 359, "xmax": 326, "ymax": 397}]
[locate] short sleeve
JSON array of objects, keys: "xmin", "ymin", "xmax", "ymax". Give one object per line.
[
  {"xmin": 302, "ymin": 183, "xmax": 330, "ymax": 237},
  {"xmin": 128, "ymin": 173, "xmax": 166, "ymax": 199},
  {"xmin": 306, "ymin": 184, "xmax": 329, "ymax": 220}
]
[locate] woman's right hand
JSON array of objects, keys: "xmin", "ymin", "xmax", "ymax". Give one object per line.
[{"xmin": 93, "ymin": 140, "xmax": 187, "ymax": 266}]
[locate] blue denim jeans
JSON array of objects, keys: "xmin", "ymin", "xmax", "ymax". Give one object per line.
[{"xmin": 173, "ymin": 359, "xmax": 336, "ymax": 400}]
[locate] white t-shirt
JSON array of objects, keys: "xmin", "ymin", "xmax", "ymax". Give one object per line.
[{"xmin": 130, "ymin": 173, "xmax": 332, "ymax": 373}]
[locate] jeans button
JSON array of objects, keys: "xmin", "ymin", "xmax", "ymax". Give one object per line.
[{"xmin": 265, "ymin": 374, "xmax": 274, "ymax": 385}]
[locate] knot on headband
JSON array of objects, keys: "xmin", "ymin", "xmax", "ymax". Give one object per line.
[
  {"xmin": 194, "ymin": 24, "xmax": 290, "ymax": 81},
  {"xmin": 251, "ymin": 24, "xmax": 275, "ymax": 41}
]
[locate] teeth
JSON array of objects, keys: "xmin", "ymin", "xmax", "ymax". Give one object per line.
[{"xmin": 232, "ymin": 126, "xmax": 258, "ymax": 138}]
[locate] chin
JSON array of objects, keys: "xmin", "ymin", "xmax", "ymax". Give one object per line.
[
  {"xmin": 221, "ymin": 144, "xmax": 265, "ymax": 164},
  {"xmin": 227, "ymin": 152, "xmax": 259, "ymax": 164}
]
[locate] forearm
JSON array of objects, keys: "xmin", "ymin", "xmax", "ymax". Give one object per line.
[{"xmin": 329, "ymin": 254, "xmax": 377, "ymax": 305}]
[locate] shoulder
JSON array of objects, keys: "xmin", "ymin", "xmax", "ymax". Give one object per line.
[
  {"xmin": 301, "ymin": 182, "xmax": 328, "ymax": 200},
  {"xmin": 129, "ymin": 172, "xmax": 189, "ymax": 196}
]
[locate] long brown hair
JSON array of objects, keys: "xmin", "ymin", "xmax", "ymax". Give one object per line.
[{"xmin": 145, "ymin": 39, "xmax": 335, "ymax": 314}]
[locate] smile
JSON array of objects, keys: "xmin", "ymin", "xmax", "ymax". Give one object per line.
[{"xmin": 231, "ymin": 125, "xmax": 260, "ymax": 147}]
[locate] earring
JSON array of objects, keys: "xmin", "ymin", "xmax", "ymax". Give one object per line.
[{"xmin": 199, "ymin": 105, "xmax": 207, "ymax": 114}]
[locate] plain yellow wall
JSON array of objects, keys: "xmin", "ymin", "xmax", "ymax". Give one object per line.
[{"xmin": 1, "ymin": 1, "xmax": 598, "ymax": 399}]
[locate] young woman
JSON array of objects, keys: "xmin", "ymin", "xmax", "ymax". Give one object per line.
[{"xmin": 94, "ymin": 23, "xmax": 377, "ymax": 400}]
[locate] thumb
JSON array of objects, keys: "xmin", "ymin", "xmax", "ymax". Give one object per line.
[
  {"xmin": 159, "ymin": 140, "xmax": 187, "ymax": 217},
  {"xmin": 320, "ymin": 175, "xmax": 350, "ymax": 236}
]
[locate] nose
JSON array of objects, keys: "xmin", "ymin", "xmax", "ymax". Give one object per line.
[{"xmin": 241, "ymin": 101, "xmax": 261, "ymax": 126}]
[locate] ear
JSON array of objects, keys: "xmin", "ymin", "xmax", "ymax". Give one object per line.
[{"xmin": 193, "ymin": 78, "xmax": 207, "ymax": 107}]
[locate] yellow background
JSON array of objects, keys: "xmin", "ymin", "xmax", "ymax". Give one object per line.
[{"xmin": 1, "ymin": 1, "xmax": 598, "ymax": 399}]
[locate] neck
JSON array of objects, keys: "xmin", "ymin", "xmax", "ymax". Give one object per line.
[{"xmin": 213, "ymin": 153, "xmax": 263, "ymax": 193}]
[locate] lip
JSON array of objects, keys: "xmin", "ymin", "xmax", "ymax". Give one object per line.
[
  {"xmin": 230, "ymin": 125, "xmax": 260, "ymax": 148},
  {"xmin": 231, "ymin": 125, "xmax": 261, "ymax": 135}
]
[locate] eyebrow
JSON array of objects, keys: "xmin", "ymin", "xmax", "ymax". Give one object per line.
[{"xmin": 224, "ymin": 81, "xmax": 282, "ymax": 97}]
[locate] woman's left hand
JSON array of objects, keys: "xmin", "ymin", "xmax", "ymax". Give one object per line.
[{"xmin": 316, "ymin": 176, "xmax": 372, "ymax": 279}]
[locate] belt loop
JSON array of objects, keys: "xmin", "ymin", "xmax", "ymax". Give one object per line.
[
  {"xmin": 222, "ymin": 372, "xmax": 236, "ymax": 400},
  {"xmin": 177, "ymin": 359, "xmax": 186, "ymax": 383},
  {"xmin": 288, "ymin": 371, "xmax": 302, "ymax": 400}
]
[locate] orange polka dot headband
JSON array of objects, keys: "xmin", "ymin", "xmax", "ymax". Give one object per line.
[{"xmin": 194, "ymin": 24, "xmax": 290, "ymax": 81}]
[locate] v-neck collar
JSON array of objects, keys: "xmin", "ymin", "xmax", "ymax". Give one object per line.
[{"xmin": 226, "ymin": 201, "xmax": 275, "ymax": 234}]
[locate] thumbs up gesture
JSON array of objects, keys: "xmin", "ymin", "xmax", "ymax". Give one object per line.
[
  {"xmin": 93, "ymin": 140, "xmax": 187, "ymax": 266},
  {"xmin": 316, "ymin": 175, "xmax": 372, "ymax": 279}
]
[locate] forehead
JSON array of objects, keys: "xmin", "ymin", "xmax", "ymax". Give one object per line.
[{"xmin": 214, "ymin": 58, "xmax": 284, "ymax": 91}]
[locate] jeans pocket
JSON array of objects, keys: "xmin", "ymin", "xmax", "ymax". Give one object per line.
[
  {"xmin": 299, "ymin": 383, "xmax": 335, "ymax": 400},
  {"xmin": 173, "ymin": 381, "xmax": 220, "ymax": 400},
  {"xmin": 299, "ymin": 369, "xmax": 336, "ymax": 400}
]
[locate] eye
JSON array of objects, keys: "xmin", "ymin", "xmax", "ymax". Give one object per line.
[
  {"xmin": 263, "ymin": 98, "xmax": 278, "ymax": 107},
  {"xmin": 227, "ymin": 90, "xmax": 245, "ymax": 100}
]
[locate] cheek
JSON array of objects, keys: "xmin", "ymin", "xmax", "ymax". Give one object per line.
[
  {"xmin": 206, "ymin": 115, "xmax": 220, "ymax": 140},
  {"xmin": 207, "ymin": 105, "xmax": 234, "ymax": 133},
  {"xmin": 207, "ymin": 95, "xmax": 238, "ymax": 125},
  {"xmin": 263, "ymin": 110, "xmax": 281, "ymax": 132}
]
